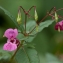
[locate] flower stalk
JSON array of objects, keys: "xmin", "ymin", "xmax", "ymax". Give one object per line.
[{"xmin": 10, "ymin": 40, "xmax": 24, "ymax": 63}]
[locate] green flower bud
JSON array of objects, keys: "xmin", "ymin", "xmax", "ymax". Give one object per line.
[
  {"xmin": 17, "ymin": 12, "xmax": 21, "ymax": 24},
  {"xmin": 55, "ymin": 12, "xmax": 58, "ymax": 22},
  {"xmin": 34, "ymin": 9, "xmax": 38, "ymax": 21}
]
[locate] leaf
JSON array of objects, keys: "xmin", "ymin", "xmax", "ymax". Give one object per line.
[
  {"xmin": 38, "ymin": 20, "xmax": 54, "ymax": 32},
  {"xmin": 25, "ymin": 36, "xmax": 36, "ymax": 42},
  {"xmin": 0, "ymin": 6, "xmax": 24, "ymax": 32},
  {"xmin": 26, "ymin": 20, "xmax": 54, "ymax": 34},
  {"xmin": 17, "ymin": 33, "xmax": 25, "ymax": 40},
  {"xmin": 15, "ymin": 47, "xmax": 39, "ymax": 63},
  {"xmin": 46, "ymin": 53, "xmax": 62, "ymax": 63},
  {"xmin": 26, "ymin": 20, "xmax": 36, "ymax": 33},
  {"xmin": 26, "ymin": 43, "xmax": 35, "ymax": 48},
  {"xmin": 17, "ymin": 30, "xmax": 36, "ymax": 42},
  {"xmin": 0, "ymin": 50, "xmax": 11, "ymax": 63},
  {"xmin": 17, "ymin": 32, "xmax": 36, "ymax": 42},
  {"xmin": 0, "ymin": 44, "xmax": 11, "ymax": 60}
]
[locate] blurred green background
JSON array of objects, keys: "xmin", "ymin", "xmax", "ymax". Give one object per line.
[{"xmin": 0, "ymin": 0, "xmax": 63, "ymax": 63}]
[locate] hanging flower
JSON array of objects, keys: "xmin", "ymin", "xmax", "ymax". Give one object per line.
[
  {"xmin": 3, "ymin": 28, "xmax": 20, "ymax": 51},
  {"xmin": 55, "ymin": 20, "xmax": 63, "ymax": 32}
]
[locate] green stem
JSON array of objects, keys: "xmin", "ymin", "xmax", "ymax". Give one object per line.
[
  {"xmin": 25, "ymin": 14, "xmax": 27, "ymax": 33},
  {"xmin": 10, "ymin": 40, "xmax": 24, "ymax": 63}
]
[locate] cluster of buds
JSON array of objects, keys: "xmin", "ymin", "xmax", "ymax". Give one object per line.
[
  {"xmin": 3, "ymin": 29, "xmax": 20, "ymax": 51},
  {"xmin": 16, "ymin": 6, "xmax": 39, "ymax": 34}
]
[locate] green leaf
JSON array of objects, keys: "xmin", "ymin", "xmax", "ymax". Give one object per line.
[
  {"xmin": 38, "ymin": 20, "xmax": 54, "ymax": 32},
  {"xmin": 17, "ymin": 33, "xmax": 25, "ymax": 40},
  {"xmin": 46, "ymin": 53, "xmax": 62, "ymax": 63},
  {"xmin": 26, "ymin": 43, "xmax": 35, "ymax": 48},
  {"xmin": 26, "ymin": 20, "xmax": 36, "ymax": 33},
  {"xmin": 15, "ymin": 47, "xmax": 39, "ymax": 63},
  {"xmin": 0, "ymin": 50, "xmax": 11, "ymax": 63},
  {"xmin": 25, "ymin": 36, "xmax": 36, "ymax": 42},
  {"xmin": 17, "ymin": 33, "xmax": 36, "ymax": 42},
  {"xmin": 26, "ymin": 20, "xmax": 54, "ymax": 34},
  {"xmin": 0, "ymin": 6, "xmax": 24, "ymax": 32}
]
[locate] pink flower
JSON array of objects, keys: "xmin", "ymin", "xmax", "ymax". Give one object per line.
[
  {"xmin": 4, "ymin": 28, "xmax": 18, "ymax": 39},
  {"xmin": 3, "ymin": 28, "xmax": 20, "ymax": 51},
  {"xmin": 3, "ymin": 42, "xmax": 17, "ymax": 51},
  {"xmin": 55, "ymin": 20, "xmax": 63, "ymax": 31}
]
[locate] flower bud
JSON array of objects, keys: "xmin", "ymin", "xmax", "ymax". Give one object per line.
[
  {"xmin": 17, "ymin": 11, "xmax": 21, "ymax": 24},
  {"xmin": 34, "ymin": 9, "xmax": 38, "ymax": 21},
  {"xmin": 55, "ymin": 12, "xmax": 58, "ymax": 22}
]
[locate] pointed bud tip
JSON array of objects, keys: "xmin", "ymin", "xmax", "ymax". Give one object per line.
[
  {"xmin": 17, "ymin": 12, "xmax": 21, "ymax": 24},
  {"xmin": 34, "ymin": 9, "xmax": 38, "ymax": 21},
  {"xmin": 55, "ymin": 12, "xmax": 58, "ymax": 22}
]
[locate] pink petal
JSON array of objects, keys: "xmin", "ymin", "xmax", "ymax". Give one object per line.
[
  {"xmin": 4, "ymin": 28, "xmax": 18, "ymax": 39},
  {"xmin": 13, "ymin": 29, "xmax": 18, "ymax": 38},
  {"xmin": 3, "ymin": 42, "xmax": 17, "ymax": 51},
  {"xmin": 59, "ymin": 20, "xmax": 63, "ymax": 25},
  {"xmin": 55, "ymin": 20, "xmax": 63, "ymax": 30},
  {"xmin": 4, "ymin": 28, "xmax": 14, "ymax": 39}
]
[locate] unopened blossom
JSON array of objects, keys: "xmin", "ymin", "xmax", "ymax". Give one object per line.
[
  {"xmin": 55, "ymin": 20, "xmax": 63, "ymax": 32},
  {"xmin": 3, "ymin": 42, "xmax": 17, "ymax": 51},
  {"xmin": 3, "ymin": 28, "xmax": 18, "ymax": 39}
]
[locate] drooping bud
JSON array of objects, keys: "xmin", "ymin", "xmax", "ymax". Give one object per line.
[
  {"xmin": 55, "ymin": 12, "xmax": 58, "ymax": 22},
  {"xmin": 34, "ymin": 9, "xmax": 38, "ymax": 21},
  {"xmin": 36, "ymin": 24, "xmax": 39, "ymax": 32},
  {"xmin": 17, "ymin": 10, "xmax": 21, "ymax": 24}
]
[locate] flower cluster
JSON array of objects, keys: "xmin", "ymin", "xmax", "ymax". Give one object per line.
[{"xmin": 3, "ymin": 28, "xmax": 20, "ymax": 51}]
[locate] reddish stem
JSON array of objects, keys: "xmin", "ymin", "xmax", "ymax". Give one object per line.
[
  {"xmin": 49, "ymin": 14, "xmax": 63, "ymax": 19},
  {"xmin": 28, "ymin": 6, "xmax": 36, "ymax": 13},
  {"xmin": 24, "ymin": 14, "xmax": 27, "ymax": 33}
]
